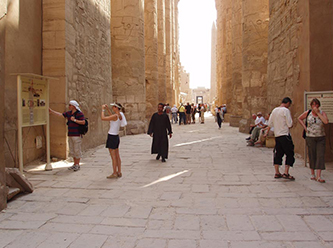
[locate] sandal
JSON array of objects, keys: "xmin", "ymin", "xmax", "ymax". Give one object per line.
[
  {"xmin": 117, "ymin": 172, "xmax": 122, "ymax": 178},
  {"xmin": 274, "ymin": 173, "xmax": 282, "ymax": 178},
  {"xmin": 106, "ymin": 173, "xmax": 118, "ymax": 179},
  {"xmin": 282, "ymin": 173, "xmax": 295, "ymax": 180},
  {"xmin": 317, "ymin": 177, "xmax": 325, "ymax": 183},
  {"xmin": 310, "ymin": 175, "xmax": 316, "ymax": 181}
]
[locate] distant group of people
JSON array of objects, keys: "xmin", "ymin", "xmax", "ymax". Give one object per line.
[
  {"xmin": 246, "ymin": 97, "xmax": 329, "ymax": 183},
  {"xmin": 166, "ymin": 102, "xmax": 208, "ymax": 125}
]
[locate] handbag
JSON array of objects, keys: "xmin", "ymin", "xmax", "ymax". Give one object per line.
[{"xmin": 302, "ymin": 110, "xmax": 312, "ymax": 139}]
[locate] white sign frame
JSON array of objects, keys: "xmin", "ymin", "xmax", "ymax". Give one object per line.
[{"xmin": 15, "ymin": 73, "xmax": 56, "ymax": 173}]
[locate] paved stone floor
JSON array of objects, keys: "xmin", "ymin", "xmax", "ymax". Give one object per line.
[{"xmin": 1, "ymin": 114, "xmax": 333, "ymax": 248}]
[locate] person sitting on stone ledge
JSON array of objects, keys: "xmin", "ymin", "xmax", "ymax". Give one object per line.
[
  {"xmin": 245, "ymin": 113, "xmax": 258, "ymax": 140},
  {"xmin": 247, "ymin": 112, "xmax": 266, "ymax": 146},
  {"xmin": 254, "ymin": 113, "xmax": 274, "ymax": 147}
]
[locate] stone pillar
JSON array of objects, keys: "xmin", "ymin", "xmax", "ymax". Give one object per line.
[
  {"xmin": 0, "ymin": 0, "xmax": 6, "ymax": 211},
  {"xmin": 157, "ymin": 0, "xmax": 167, "ymax": 103},
  {"xmin": 165, "ymin": 0, "xmax": 173, "ymax": 105},
  {"xmin": 229, "ymin": 0, "xmax": 243, "ymax": 127},
  {"xmin": 43, "ymin": 0, "xmax": 69, "ymax": 159},
  {"xmin": 215, "ymin": 0, "xmax": 223, "ymax": 106},
  {"xmin": 145, "ymin": 0, "xmax": 159, "ymax": 118},
  {"xmin": 223, "ymin": 0, "xmax": 233, "ymax": 114},
  {"xmin": 174, "ymin": 0, "xmax": 181, "ymax": 106},
  {"xmin": 239, "ymin": 0, "xmax": 269, "ymax": 133},
  {"xmin": 111, "ymin": 0, "xmax": 146, "ymax": 134}
]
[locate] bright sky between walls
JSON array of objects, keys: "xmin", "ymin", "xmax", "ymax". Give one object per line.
[{"xmin": 178, "ymin": 0, "xmax": 217, "ymax": 89}]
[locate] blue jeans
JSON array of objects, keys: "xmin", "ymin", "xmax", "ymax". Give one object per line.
[{"xmin": 172, "ymin": 113, "xmax": 178, "ymax": 123}]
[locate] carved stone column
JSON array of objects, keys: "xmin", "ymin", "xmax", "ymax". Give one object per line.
[
  {"xmin": 145, "ymin": 0, "xmax": 159, "ymax": 118},
  {"xmin": 111, "ymin": 0, "xmax": 146, "ymax": 134},
  {"xmin": 215, "ymin": 0, "xmax": 223, "ymax": 106},
  {"xmin": 239, "ymin": 0, "xmax": 269, "ymax": 133},
  {"xmin": 165, "ymin": 0, "xmax": 173, "ymax": 105},
  {"xmin": 0, "ymin": 1, "xmax": 6, "ymax": 211},
  {"xmin": 229, "ymin": 0, "xmax": 243, "ymax": 127},
  {"xmin": 157, "ymin": 0, "xmax": 166, "ymax": 103}
]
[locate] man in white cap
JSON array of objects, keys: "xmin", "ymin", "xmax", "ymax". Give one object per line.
[{"xmin": 49, "ymin": 100, "xmax": 85, "ymax": 171}]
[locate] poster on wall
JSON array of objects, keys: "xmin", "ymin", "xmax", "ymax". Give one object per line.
[
  {"xmin": 21, "ymin": 76, "xmax": 47, "ymax": 126},
  {"xmin": 305, "ymin": 92, "xmax": 333, "ymax": 123}
]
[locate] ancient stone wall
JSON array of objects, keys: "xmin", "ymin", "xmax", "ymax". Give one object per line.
[
  {"xmin": 111, "ymin": 0, "xmax": 146, "ymax": 134},
  {"xmin": 44, "ymin": 0, "xmax": 112, "ymax": 158},
  {"xmin": 66, "ymin": 0, "xmax": 112, "ymax": 148},
  {"xmin": 5, "ymin": 0, "xmax": 44, "ymax": 166},
  {"xmin": 0, "ymin": 0, "xmax": 6, "ymax": 211},
  {"xmin": 145, "ymin": 0, "xmax": 159, "ymax": 118}
]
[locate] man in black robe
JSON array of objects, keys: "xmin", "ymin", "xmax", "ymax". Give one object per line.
[{"xmin": 147, "ymin": 103, "xmax": 173, "ymax": 162}]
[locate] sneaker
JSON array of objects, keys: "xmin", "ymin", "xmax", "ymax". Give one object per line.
[
  {"xmin": 68, "ymin": 164, "xmax": 76, "ymax": 170},
  {"xmin": 161, "ymin": 158, "xmax": 166, "ymax": 162},
  {"xmin": 245, "ymin": 136, "xmax": 251, "ymax": 140},
  {"xmin": 73, "ymin": 164, "xmax": 80, "ymax": 172}
]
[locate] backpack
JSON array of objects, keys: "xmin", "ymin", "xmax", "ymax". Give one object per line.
[{"xmin": 75, "ymin": 112, "xmax": 88, "ymax": 136}]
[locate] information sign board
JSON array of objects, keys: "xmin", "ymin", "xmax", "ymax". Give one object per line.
[{"xmin": 20, "ymin": 76, "xmax": 48, "ymax": 126}]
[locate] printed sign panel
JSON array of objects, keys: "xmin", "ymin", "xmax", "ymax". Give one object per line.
[
  {"xmin": 21, "ymin": 76, "xmax": 47, "ymax": 126},
  {"xmin": 305, "ymin": 92, "xmax": 333, "ymax": 123}
]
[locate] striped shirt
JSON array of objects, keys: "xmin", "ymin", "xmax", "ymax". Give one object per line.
[{"xmin": 63, "ymin": 111, "xmax": 85, "ymax": 136}]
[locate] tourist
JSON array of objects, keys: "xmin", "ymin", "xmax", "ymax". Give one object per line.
[
  {"xmin": 171, "ymin": 105, "xmax": 178, "ymax": 124},
  {"xmin": 164, "ymin": 103, "xmax": 172, "ymax": 120},
  {"xmin": 267, "ymin": 97, "xmax": 295, "ymax": 180},
  {"xmin": 222, "ymin": 104, "xmax": 227, "ymax": 118},
  {"xmin": 191, "ymin": 103, "xmax": 196, "ymax": 123},
  {"xmin": 178, "ymin": 103, "xmax": 186, "ymax": 125},
  {"xmin": 254, "ymin": 113, "xmax": 274, "ymax": 146},
  {"xmin": 247, "ymin": 112, "xmax": 266, "ymax": 145},
  {"xmin": 147, "ymin": 103, "xmax": 173, "ymax": 162},
  {"xmin": 245, "ymin": 114, "xmax": 258, "ymax": 140},
  {"xmin": 200, "ymin": 104, "xmax": 206, "ymax": 124},
  {"xmin": 185, "ymin": 102, "xmax": 192, "ymax": 124},
  {"xmin": 49, "ymin": 100, "xmax": 86, "ymax": 172},
  {"xmin": 101, "ymin": 103, "xmax": 126, "ymax": 179},
  {"xmin": 216, "ymin": 107, "xmax": 223, "ymax": 129},
  {"xmin": 298, "ymin": 98, "xmax": 329, "ymax": 183}
]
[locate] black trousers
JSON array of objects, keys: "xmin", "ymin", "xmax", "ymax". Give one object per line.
[{"xmin": 274, "ymin": 135, "xmax": 295, "ymax": 166}]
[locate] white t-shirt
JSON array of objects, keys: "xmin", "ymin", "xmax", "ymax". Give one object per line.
[
  {"xmin": 256, "ymin": 116, "xmax": 266, "ymax": 127},
  {"xmin": 108, "ymin": 116, "xmax": 121, "ymax": 135},
  {"xmin": 268, "ymin": 106, "xmax": 293, "ymax": 137}
]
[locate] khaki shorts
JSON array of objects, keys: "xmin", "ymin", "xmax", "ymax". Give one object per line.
[{"xmin": 68, "ymin": 136, "xmax": 82, "ymax": 159}]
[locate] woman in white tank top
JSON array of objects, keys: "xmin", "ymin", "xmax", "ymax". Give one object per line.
[{"xmin": 101, "ymin": 103, "xmax": 125, "ymax": 179}]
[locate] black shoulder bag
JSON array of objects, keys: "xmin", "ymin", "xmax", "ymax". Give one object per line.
[{"xmin": 302, "ymin": 110, "xmax": 312, "ymax": 139}]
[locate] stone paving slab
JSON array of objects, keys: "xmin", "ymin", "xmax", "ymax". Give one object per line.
[{"xmin": 1, "ymin": 114, "xmax": 333, "ymax": 247}]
